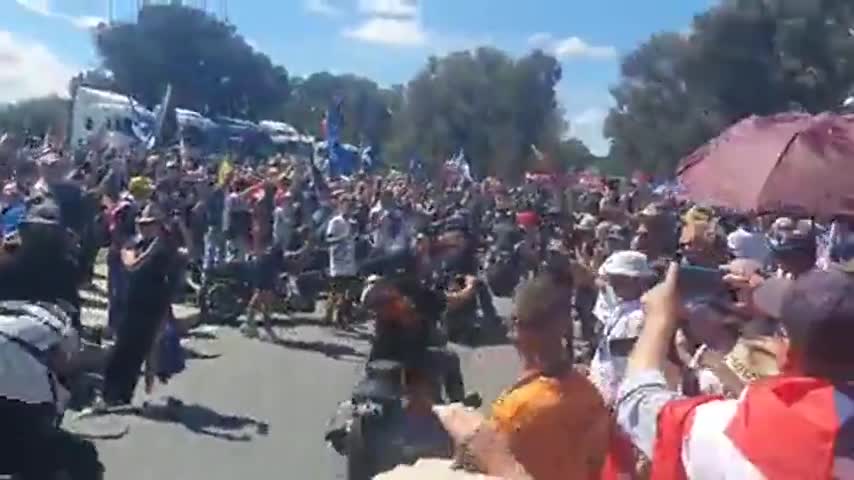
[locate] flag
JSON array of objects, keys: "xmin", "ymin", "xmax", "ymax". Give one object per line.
[
  {"xmin": 41, "ymin": 126, "xmax": 52, "ymax": 150},
  {"xmin": 408, "ymin": 153, "xmax": 425, "ymax": 180},
  {"xmin": 445, "ymin": 148, "xmax": 473, "ymax": 182},
  {"xmin": 122, "ymin": 92, "xmax": 153, "ymax": 144},
  {"xmin": 530, "ymin": 144, "xmax": 545, "ymax": 161},
  {"xmin": 324, "ymin": 96, "xmax": 356, "ymax": 177},
  {"xmin": 649, "ymin": 376, "xmax": 854, "ymax": 479},
  {"xmin": 360, "ymin": 145, "xmax": 379, "ymax": 172},
  {"xmin": 147, "ymin": 84, "xmax": 173, "ymax": 150}
]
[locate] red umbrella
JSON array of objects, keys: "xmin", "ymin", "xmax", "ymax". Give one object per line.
[{"xmin": 677, "ymin": 112, "xmax": 854, "ymax": 216}]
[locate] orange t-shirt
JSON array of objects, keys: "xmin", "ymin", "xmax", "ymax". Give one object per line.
[{"xmin": 488, "ymin": 369, "xmax": 610, "ymax": 480}]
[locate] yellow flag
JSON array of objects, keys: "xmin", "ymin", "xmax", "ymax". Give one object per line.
[{"xmin": 218, "ymin": 157, "xmax": 234, "ymax": 186}]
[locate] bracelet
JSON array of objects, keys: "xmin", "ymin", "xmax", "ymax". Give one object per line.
[{"xmin": 689, "ymin": 344, "xmax": 709, "ymax": 370}]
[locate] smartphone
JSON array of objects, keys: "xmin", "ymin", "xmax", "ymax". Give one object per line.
[{"xmin": 677, "ymin": 264, "xmax": 727, "ymax": 299}]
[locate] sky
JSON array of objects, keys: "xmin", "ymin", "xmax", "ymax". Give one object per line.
[{"xmin": 1, "ymin": 0, "xmax": 717, "ymax": 155}]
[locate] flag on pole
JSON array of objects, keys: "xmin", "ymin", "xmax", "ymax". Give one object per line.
[
  {"xmin": 408, "ymin": 153, "xmax": 425, "ymax": 181},
  {"xmin": 360, "ymin": 145, "xmax": 378, "ymax": 173},
  {"xmin": 445, "ymin": 148, "xmax": 473, "ymax": 182},
  {"xmin": 147, "ymin": 84, "xmax": 173, "ymax": 150},
  {"xmin": 324, "ymin": 96, "xmax": 356, "ymax": 177}
]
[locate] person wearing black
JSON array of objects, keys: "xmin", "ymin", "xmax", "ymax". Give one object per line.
[
  {"xmin": 435, "ymin": 216, "xmax": 498, "ymax": 325},
  {"xmin": 0, "ymin": 199, "xmax": 81, "ymax": 328},
  {"xmin": 101, "ymin": 204, "xmax": 173, "ymax": 406},
  {"xmin": 34, "ymin": 150, "xmax": 95, "ymax": 286},
  {"xmin": 363, "ymin": 277, "xmax": 465, "ymax": 403}
]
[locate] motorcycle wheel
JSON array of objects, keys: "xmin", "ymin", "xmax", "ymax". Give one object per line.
[
  {"xmin": 346, "ymin": 416, "xmax": 375, "ymax": 480},
  {"xmin": 204, "ymin": 282, "xmax": 246, "ymax": 324}
]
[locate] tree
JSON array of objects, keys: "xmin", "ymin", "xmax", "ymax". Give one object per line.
[
  {"xmin": 388, "ymin": 47, "xmax": 565, "ymax": 180},
  {"xmin": 0, "ymin": 96, "xmax": 70, "ymax": 140},
  {"xmin": 555, "ymin": 138, "xmax": 600, "ymax": 171},
  {"xmin": 605, "ymin": 0, "xmax": 854, "ymax": 176},
  {"xmin": 93, "ymin": 4, "xmax": 289, "ymax": 118},
  {"xmin": 280, "ymin": 73, "xmax": 401, "ymax": 147}
]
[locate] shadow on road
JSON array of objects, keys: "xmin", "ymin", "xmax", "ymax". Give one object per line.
[
  {"xmin": 331, "ymin": 327, "xmax": 374, "ymax": 342},
  {"xmin": 264, "ymin": 331, "xmax": 364, "ymax": 361},
  {"xmin": 133, "ymin": 398, "xmax": 270, "ymax": 442}
]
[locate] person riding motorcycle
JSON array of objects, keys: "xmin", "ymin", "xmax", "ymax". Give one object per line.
[
  {"xmin": 0, "ymin": 301, "xmax": 104, "ymax": 480},
  {"xmin": 363, "ymin": 275, "xmax": 466, "ymax": 403},
  {"xmin": 433, "ymin": 215, "xmax": 499, "ymax": 332}
]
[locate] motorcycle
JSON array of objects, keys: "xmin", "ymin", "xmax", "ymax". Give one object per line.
[
  {"xmin": 325, "ymin": 357, "xmax": 481, "ymax": 480},
  {"xmin": 197, "ymin": 260, "xmax": 325, "ymax": 324}
]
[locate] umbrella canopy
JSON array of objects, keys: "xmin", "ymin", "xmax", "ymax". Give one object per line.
[{"xmin": 677, "ymin": 112, "xmax": 854, "ymax": 217}]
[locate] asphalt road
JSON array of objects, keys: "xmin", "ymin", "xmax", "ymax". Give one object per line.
[{"xmin": 73, "ymin": 282, "xmax": 520, "ymax": 480}]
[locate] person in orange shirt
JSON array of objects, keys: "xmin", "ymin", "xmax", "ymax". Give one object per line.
[{"xmin": 441, "ymin": 271, "xmax": 611, "ymax": 480}]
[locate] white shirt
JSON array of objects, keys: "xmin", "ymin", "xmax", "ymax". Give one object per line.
[
  {"xmin": 589, "ymin": 298, "xmax": 644, "ymax": 405},
  {"xmin": 326, "ymin": 214, "xmax": 356, "ymax": 277},
  {"xmin": 727, "ymin": 227, "xmax": 770, "ymax": 264}
]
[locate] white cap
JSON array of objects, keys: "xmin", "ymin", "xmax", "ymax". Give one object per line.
[{"xmin": 599, "ymin": 250, "xmax": 656, "ymax": 278}]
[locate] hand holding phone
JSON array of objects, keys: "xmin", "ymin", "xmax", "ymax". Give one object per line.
[{"xmin": 676, "ymin": 264, "xmax": 727, "ymax": 299}]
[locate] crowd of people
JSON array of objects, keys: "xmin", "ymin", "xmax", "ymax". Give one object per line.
[{"xmin": 2, "ymin": 135, "xmax": 854, "ymax": 479}]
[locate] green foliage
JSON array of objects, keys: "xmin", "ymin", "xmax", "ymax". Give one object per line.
[
  {"xmin": 280, "ymin": 73, "xmax": 400, "ymax": 147},
  {"xmin": 93, "ymin": 4, "xmax": 289, "ymax": 118},
  {"xmin": 83, "ymin": 4, "xmax": 579, "ymax": 179},
  {"xmin": 606, "ymin": 0, "xmax": 854, "ymax": 176},
  {"xmin": 0, "ymin": 96, "xmax": 69, "ymax": 139},
  {"xmin": 387, "ymin": 47, "xmax": 566, "ymax": 180}
]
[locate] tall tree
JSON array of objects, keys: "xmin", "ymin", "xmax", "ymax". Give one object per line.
[
  {"xmin": 93, "ymin": 4, "xmax": 289, "ymax": 117},
  {"xmin": 280, "ymin": 73, "xmax": 400, "ymax": 147},
  {"xmin": 605, "ymin": 0, "xmax": 854, "ymax": 175},
  {"xmin": 388, "ymin": 47, "xmax": 565, "ymax": 180},
  {"xmin": 0, "ymin": 96, "xmax": 70, "ymax": 140}
]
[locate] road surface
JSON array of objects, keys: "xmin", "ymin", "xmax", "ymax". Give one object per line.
[{"xmin": 74, "ymin": 282, "xmax": 520, "ymax": 480}]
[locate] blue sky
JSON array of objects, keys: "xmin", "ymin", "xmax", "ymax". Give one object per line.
[{"xmin": 1, "ymin": 0, "xmax": 717, "ymax": 154}]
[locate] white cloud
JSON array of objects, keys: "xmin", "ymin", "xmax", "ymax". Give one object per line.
[
  {"xmin": 343, "ymin": 17, "xmax": 427, "ymax": 47},
  {"xmin": 0, "ymin": 31, "xmax": 78, "ymax": 103},
  {"xmin": 69, "ymin": 15, "xmax": 105, "ymax": 29},
  {"xmin": 528, "ymin": 32, "xmax": 617, "ymax": 61},
  {"xmin": 358, "ymin": 0, "xmax": 418, "ymax": 19},
  {"xmin": 568, "ymin": 107, "xmax": 610, "ymax": 156},
  {"xmin": 304, "ymin": 0, "xmax": 342, "ymax": 16},
  {"xmin": 554, "ymin": 37, "xmax": 617, "ymax": 60},
  {"xmin": 527, "ymin": 33, "xmax": 552, "ymax": 49},
  {"xmin": 14, "ymin": 0, "xmax": 105, "ymax": 30},
  {"xmin": 15, "ymin": 0, "xmax": 50, "ymax": 15}
]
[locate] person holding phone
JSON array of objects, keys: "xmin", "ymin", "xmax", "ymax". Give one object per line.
[{"xmin": 589, "ymin": 251, "xmax": 657, "ymax": 406}]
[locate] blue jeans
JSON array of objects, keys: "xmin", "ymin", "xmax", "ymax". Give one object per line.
[
  {"xmin": 203, "ymin": 229, "xmax": 226, "ymax": 271},
  {"xmin": 107, "ymin": 249, "xmax": 127, "ymax": 331},
  {"xmin": 226, "ymin": 236, "xmax": 250, "ymax": 264}
]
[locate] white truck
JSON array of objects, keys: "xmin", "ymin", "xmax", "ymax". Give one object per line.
[{"xmin": 69, "ymin": 86, "xmax": 154, "ymax": 150}]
